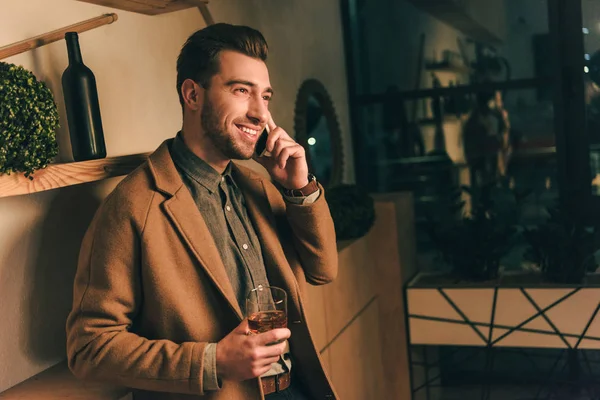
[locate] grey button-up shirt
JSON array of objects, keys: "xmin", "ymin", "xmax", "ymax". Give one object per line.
[
  {"xmin": 171, "ymin": 134, "xmax": 270, "ymax": 310},
  {"xmin": 170, "ymin": 133, "xmax": 293, "ymax": 390}
]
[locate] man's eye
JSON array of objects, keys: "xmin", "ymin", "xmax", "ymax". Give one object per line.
[
  {"xmin": 236, "ymin": 88, "xmax": 248, "ymax": 94},
  {"xmin": 263, "ymin": 96, "xmax": 272, "ymax": 101}
]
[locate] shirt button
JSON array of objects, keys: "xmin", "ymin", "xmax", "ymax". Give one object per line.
[
  {"xmin": 242, "ymin": 244, "xmax": 249, "ymax": 250},
  {"xmin": 221, "ymin": 176, "xmax": 225, "ymax": 182},
  {"xmin": 226, "ymin": 205, "xmax": 231, "ymax": 211}
]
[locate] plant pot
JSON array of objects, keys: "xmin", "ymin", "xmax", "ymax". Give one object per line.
[
  {"xmin": 451, "ymin": 259, "xmax": 500, "ymax": 282},
  {"xmin": 405, "ymin": 272, "xmax": 600, "ymax": 349}
]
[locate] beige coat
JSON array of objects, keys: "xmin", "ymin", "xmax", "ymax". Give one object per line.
[{"xmin": 66, "ymin": 140, "xmax": 339, "ymax": 400}]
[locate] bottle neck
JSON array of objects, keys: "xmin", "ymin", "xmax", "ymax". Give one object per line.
[{"xmin": 65, "ymin": 32, "xmax": 83, "ymax": 64}]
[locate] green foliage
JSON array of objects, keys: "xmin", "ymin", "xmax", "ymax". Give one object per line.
[
  {"xmin": 523, "ymin": 207, "xmax": 600, "ymax": 284},
  {"xmin": 426, "ymin": 183, "xmax": 524, "ymax": 281},
  {"xmin": 326, "ymin": 184, "xmax": 376, "ymax": 241},
  {"xmin": 0, "ymin": 62, "xmax": 59, "ymax": 179}
]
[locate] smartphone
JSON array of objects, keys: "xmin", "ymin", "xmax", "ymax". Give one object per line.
[{"xmin": 255, "ymin": 125, "xmax": 269, "ymax": 157}]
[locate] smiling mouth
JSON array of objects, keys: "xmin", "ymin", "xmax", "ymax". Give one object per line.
[{"xmin": 236, "ymin": 124, "xmax": 260, "ymax": 137}]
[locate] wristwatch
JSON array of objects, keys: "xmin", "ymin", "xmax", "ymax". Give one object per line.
[{"xmin": 282, "ymin": 174, "xmax": 319, "ymax": 197}]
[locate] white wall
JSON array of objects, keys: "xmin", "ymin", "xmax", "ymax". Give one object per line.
[{"xmin": 0, "ymin": 0, "xmax": 352, "ymax": 391}]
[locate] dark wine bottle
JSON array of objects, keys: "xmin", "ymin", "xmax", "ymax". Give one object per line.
[{"xmin": 62, "ymin": 32, "xmax": 106, "ymax": 161}]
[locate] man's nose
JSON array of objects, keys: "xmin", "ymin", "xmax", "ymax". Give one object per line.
[{"xmin": 247, "ymin": 96, "xmax": 269, "ymax": 125}]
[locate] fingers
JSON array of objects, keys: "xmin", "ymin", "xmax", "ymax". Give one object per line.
[
  {"xmin": 267, "ymin": 114, "xmax": 277, "ymax": 132},
  {"xmin": 262, "ymin": 118, "xmax": 304, "ymax": 170},
  {"xmin": 248, "ymin": 344, "xmax": 285, "ymax": 377},
  {"xmin": 217, "ymin": 320, "xmax": 290, "ymax": 381},
  {"xmin": 260, "ymin": 126, "xmax": 305, "ymax": 170},
  {"xmin": 247, "ymin": 335, "xmax": 287, "ymax": 378},
  {"xmin": 251, "ymin": 344, "xmax": 283, "ymax": 363},
  {"xmin": 269, "ymin": 138, "xmax": 305, "ymax": 169},
  {"xmin": 265, "ymin": 127, "xmax": 282, "ymax": 154},
  {"xmin": 254, "ymin": 328, "xmax": 291, "ymax": 346},
  {"xmin": 256, "ymin": 340, "xmax": 287, "ymax": 359},
  {"xmin": 257, "ymin": 356, "xmax": 281, "ymax": 368},
  {"xmin": 281, "ymin": 146, "xmax": 301, "ymax": 170},
  {"xmin": 265, "ymin": 126, "xmax": 292, "ymax": 154},
  {"xmin": 253, "ymin": 152, "xmax": 277, "ymax": 170}
]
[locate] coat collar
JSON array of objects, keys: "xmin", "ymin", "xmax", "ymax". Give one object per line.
[
  {"xmin": 147, "ymin": 139, "xmax": 183, "ymax": 197},
  {"xmin": 170, "ymin": 133, "xmax": 237, "ymax": 194},
  {"xmin": 146, "ymin": 139, "xmax": 264, "ymax": 194}
]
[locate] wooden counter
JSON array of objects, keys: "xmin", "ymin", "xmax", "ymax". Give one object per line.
[{"xmin": 0, "ymin": 361, "xmax": 130, "ymax": 400}]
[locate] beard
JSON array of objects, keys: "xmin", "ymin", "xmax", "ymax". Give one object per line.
[{"xmin": 201, "ymin": 94, "xmax": 255, "ymax": 160}]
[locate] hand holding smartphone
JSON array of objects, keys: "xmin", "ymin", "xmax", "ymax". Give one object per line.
[{"xmin": 252, "ymin": 116, "xmax": 310, "ymax": 189}]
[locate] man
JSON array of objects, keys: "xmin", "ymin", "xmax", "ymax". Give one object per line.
[{"xmin": 66, "ymin": 23, "xmax": 339, "ymax": 400}]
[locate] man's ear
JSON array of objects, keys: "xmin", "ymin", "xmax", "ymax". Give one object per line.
[{"xmin": 181, "ymin": 79, "xmax": 203, "ymax": 111}]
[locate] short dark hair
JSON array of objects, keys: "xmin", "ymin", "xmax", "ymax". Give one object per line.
[{"xmin": 176, "ymin": 23, "xmax": 269, "ymax": 107}]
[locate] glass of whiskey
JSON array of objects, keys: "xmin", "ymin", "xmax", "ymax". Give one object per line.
[{"xmin": 246, "ymin": 285, "xmax": 287, "ymax": 336}]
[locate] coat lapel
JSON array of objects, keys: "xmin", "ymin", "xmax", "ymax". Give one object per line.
[
  {"xmin": 148, "ymin": 141, "xmax": 243, "ymax": 320},
  {"xmin": 232, "ymin": 165, "xmax": 302, "ymax": 318},
  {"xmin": 163, "ymin": 189, "xmax": 243, "ymax": 319}
]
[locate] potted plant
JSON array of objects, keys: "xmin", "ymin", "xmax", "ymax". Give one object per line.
[
  {"xmin": 523, "ymin": 206, "xmax": 600, "ymax": 284},
  {"xmin": 424, "ymin": 182, "xmax": 520, "ymax": 282},
  {"xmin": 326, "ymin": 184, "xmax": 376, "ymax": 246},
  {"xmin": 0, "ymin": 62, "xmax": 59, "ymax": 179}
]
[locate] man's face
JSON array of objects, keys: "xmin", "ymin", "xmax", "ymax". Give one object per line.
[{"xmin": 200, "ymin": 50, "xmax": 273, "ymax": 161}]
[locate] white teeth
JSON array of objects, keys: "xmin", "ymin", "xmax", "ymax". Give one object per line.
[{"xmin": 239, "ymin": 126, "xmax": 258, "ymax": 135}]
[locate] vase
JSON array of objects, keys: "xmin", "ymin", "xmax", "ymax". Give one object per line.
[{"xmin": 62, "ymin": 32, "xmax": 106, "ymax": 161}]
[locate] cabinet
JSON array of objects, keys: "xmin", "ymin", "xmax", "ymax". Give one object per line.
[{"xmin": 303, "ymin": 193, "xmax": 417, "ymax": 399}]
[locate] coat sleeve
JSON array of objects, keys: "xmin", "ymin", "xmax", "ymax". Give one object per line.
[
  {"xmin": 283, "ymin": 183, "xmax": 338, "ymax": 285},
  {"xmin": 66, "ymin": 192, "xmax": 208, "ymax": 395}
]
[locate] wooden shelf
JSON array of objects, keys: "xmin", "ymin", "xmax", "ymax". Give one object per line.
[
  {"xmin": 0, "ymin": 13, "xmax": 118, "ymax": 61},
  {"xmin": 76, "ymin": 0, "xmax": 208, "ymax": 15},
  {"xmin": 0, "ymin": 152, "xmax": 150, "ymax": 199},
  {"xmin": 0, "ymin": 361, "xmax": 129, "ymax": 399}
]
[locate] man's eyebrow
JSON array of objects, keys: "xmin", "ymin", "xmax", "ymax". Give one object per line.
[{"xmin": 225, "ymin": 79, "xmax": 274, "ymax": 95}]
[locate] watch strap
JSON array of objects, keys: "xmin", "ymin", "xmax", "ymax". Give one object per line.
[{"xmin": 283, "ymin": 174, "xmax": 318, "ymax": 197}]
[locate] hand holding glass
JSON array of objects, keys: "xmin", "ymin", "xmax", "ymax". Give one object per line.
[{"xmin": 246, "ymin": 285, "xmax": 287, "ymax": 335}]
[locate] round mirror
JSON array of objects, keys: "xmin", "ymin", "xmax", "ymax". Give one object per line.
[{"xmin": 294, "ymin": 79, "xmax": 343, "ymax": 187}]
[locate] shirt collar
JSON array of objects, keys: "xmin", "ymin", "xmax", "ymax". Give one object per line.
[{"xmin": 170, "ymin": 132, "xmax": 236, "ymax": 193}]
